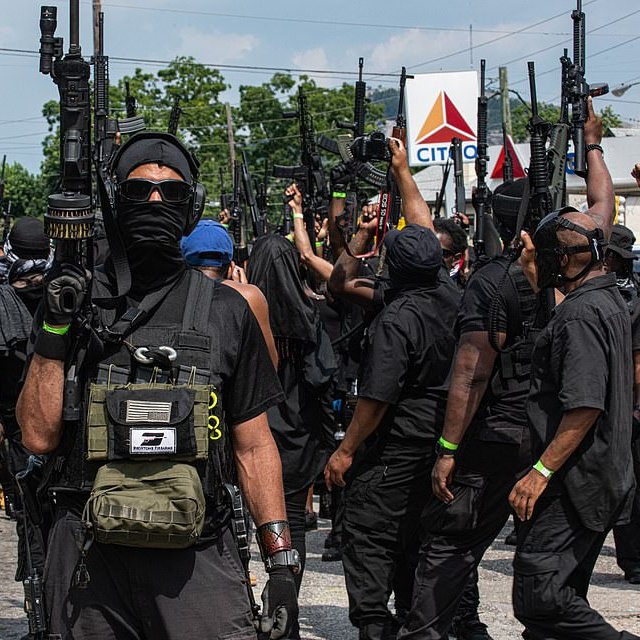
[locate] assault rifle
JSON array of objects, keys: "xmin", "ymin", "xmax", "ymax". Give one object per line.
[
  {"xmin": 168, "ymin": 97, "xmax": 182, "ymax": 136},
  {"xmin": 272, "ymin": 87, "xmax": 329, "ymax": 244},
  {"xmin": 526, "ymin": 62, "xmax": 553, "ymax": 227},
  {"xmin": 566, "ymin": 0, "xmax": 608, "ymax": 177},
  {"xmin": 502, "ymin": 123, "xmax": 513, "ymax": 183},
  {"xmin": 317, "ymin": 58, "xmax": 387, "ymax": 190},
  {"xmin": 229, "ymin": 160, "xmax": 248, "ymax": 262},
  {"xmin": 240, "ymin": 151, "xmax": 265, "ymax": 237},
  {"xmin": 118, "ymin": 80, "xmax": 145, "ymax": 135},
  {"xmin": 256, "ymin": 160, "xmax": 269, "ymax": 228},
  {"xmin": 473, "ymin": 60, "xmax": 490, "ymax": 257},
  {"xmin": 433, "ymin": 152, "xmax": 452, "ymax": 219},
  {"xmin": 337, "ymin": 57, "xmax": 366, "ymax": 138},
  {"xmin": 92, "ymin": 12, "xmax": 117, "ymax": 183},
  {"xmin": 39, "ymin": 0, "xmax": 95, "ymax": 422},
  {"xmin": 452, "ymin": 137, "xmax": 465, "ymax": 216}
]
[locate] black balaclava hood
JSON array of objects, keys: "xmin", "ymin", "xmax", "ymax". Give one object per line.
[
  {"xmin": 112, "ymin": 135, "xmax": 195, "ymax": 294},
  {"xmin": 492, "ymin": 178, "xmax": 535, "ymax": 245},
  {"xmin": 532, "ymin": 207, "xmax": 607, "ymax": 289},
  {"xmin": 246, "ymin": 234, "xmax": 318, "ymax": 344},
  {"xmin": 383, "ymin": 224, "xmax": 442, "ymax": 288}
]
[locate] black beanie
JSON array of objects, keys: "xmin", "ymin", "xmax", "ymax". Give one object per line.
[
  {"xmin": 384, "ymin": 224, "xmax": 442, "ymax": 285},
  {"xmin": 8, "ymin": 217, "xmax": 50, "ymax": 259},
  {"xmin": 113, "ymin": 133, "xmax": 195, "ymax": 183}
]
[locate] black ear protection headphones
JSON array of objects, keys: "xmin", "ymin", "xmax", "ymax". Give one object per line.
[{"xmin": 105, "ymin": 132, "xmax": 206, "ymax": 235}]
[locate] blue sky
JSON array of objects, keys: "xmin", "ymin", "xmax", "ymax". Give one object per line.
[{"xmin": 1, "ymin": 0, "xmax": 639, "ymax": 173}]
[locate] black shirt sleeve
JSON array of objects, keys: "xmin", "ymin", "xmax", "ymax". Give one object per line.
[
  {"xmin": 224, "ymin": 306, "xmax": 284, "ymax": 426},
  {"xmin": 358, "ymin": 315, "xmax": 410, "ymax": 405},
  {"xmin": 557, "ymin": 318, "xmax": 608, "ymax": 412},
  {"xmin": 631, "ymin": 300, "xmax": 640, "ymax": 353},
  {"xmin": 458, "ymin": 268, "xmax": 506, "ymax": 335}
]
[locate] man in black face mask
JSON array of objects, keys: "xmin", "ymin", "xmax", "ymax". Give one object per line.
[
  {"xmin": 508, "ymin": 205, "xmax": 638, "ymax": 639},
  {"xmin": 17, "ymin": 133, "xmax": 299, "ymax": 640}
]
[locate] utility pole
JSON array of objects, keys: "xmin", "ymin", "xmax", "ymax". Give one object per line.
[
  {"xmin": 225, "ymin": 102, "xmax": 236, "ymax": 175},
  {"xmin": 92, "ymin": 0, "xmax": 102, "ymax": 58},
  {"xmin": 499, "ymin": 66, "xmax": 512, "ymax": 135}
]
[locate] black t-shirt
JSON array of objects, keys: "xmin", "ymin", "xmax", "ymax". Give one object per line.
[
  {"xmin": 527, "ymin": 274, "xmax": 635, "ymax": 531},
  {"xmin": 358, "ymin": 280, "xmax": 459, "ymax": 450},
  {"xmin": 457, "ymin": 258, "xmax": 538, "ymax": 442}
]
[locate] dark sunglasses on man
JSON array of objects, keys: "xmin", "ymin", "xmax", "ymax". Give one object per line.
[{"xmin": 118, "ymin": 178, "xmax": 193, "ymax": 203}]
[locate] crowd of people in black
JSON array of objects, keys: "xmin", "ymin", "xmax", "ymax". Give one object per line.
[{"xmin": 1, "ymin": 94, "xmax": 640, "ymax": 640}]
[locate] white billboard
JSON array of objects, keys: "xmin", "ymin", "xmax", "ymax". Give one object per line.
[{"xmin": 406, "ymin": 71, "xmax": 478, "ymax": 167}]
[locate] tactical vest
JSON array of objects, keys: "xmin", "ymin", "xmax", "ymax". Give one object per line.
[
  {"xmin": 473, "ymin": 257, "xmax": 540, "ymax": 445},
  {"xmin": 52, "ymin": 271, "xmax": 233, "ymax": 532}
]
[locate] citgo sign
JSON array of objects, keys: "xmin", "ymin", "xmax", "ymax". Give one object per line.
[{"xmin": 406, "ymin": 71, "xmax": 478, "ymax": 167}]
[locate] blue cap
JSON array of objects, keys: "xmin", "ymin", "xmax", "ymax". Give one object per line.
[{"xmin": 181, "ymin": 219, "xmax": 233, "ymax": 267}]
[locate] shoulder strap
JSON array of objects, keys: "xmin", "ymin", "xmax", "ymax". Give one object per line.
[{"xmin": 181, "ymin": 269, "xmax": 218, "ymax": 334}]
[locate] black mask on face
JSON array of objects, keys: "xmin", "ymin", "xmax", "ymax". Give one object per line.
[{"xmin": 117, "ymin": 200, "xmax": 188, "ymax": 292}]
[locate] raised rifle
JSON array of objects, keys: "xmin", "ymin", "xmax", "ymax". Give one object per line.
[
  {"xmin": 229, "ymin": 160, "xmax": 248, "ymax": 263},
  {"xmin": 92, "ymin": 12, "xmax": 117, "ymax": 187},
  {"xmin": 566, "ymin": 0, "xmax": 608, "ymax": 177},
  {"xmin": 337, "ymin": 57, "xmax": 366, "ymax": 138},
  {"xmin": 502, "ymin": 123, "xmax": 513, "ymax": 183},
  {"xmin": 168, "ymin": 97, "xmax": 182, "ymax": 136},
  {"xmin": 433, "ymin": 152, "xmax": 452, "ymax": 219},
  {"xmin": 452, "ymin": 137, "xmax": 465, "ymax": 216},
  {"xmin": 240, "ymin": 150, "xmax": 265, "ymax": 237},
  {"xmin": 39, "ymin": 1, "xmax": 95, "ymax": 423},
  {"xmin": 547, "ymin": 49, "xmax": 571, "ymax": 210},
  {"xmin": 256, "ymin": 159, "xmax": 269, "ymax": 229},
  {"xmin": 118, "ymin": 80, "xmax": 145, "ymax": 135},
  {"xmin": 473, "ymin": 59, "xmax": 490, "ymax": 257},
  {"xmin": 527, "ymin": 62, "xmax": 553, "ymax": 228},
  {"xmin": 272, "ymin": 87, "xmax": 329, "ymax": 245}
]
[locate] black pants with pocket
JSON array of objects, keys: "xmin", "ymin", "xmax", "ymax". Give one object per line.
[
  {"xmin": 397, "ymin": 439, "xmax": 528, "ymax": 640},
  {"xmin": 342, "ymin": 443, "xmax": 481, "ymax": 640},
  {"xmin": 44, "ymin": 510, "xmax": 257, "ymax": 639},
  {"xmin": 513, "ymin": 493, "xmax": 640, "ymax": 640}
]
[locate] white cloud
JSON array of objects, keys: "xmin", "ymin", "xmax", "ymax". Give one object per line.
[
  {"xmin": 175, "ymin": 27, "xmax": 259, "ymax": 63},
  {"xmin": 292, "ymin": 47, "xmax": 329, "ymax": 71}
]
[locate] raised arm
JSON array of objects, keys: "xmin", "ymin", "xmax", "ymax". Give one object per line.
[
  {"xmin": 328, "ymin": 205, "xmax": 378, "ymax": 308},
  {"xmin": 286, "ymin": 183, "xmax": 334, "ymax": 282},
  {"xmin": 388, "ymin": 137, "xmax": 434, "ymax": 231},
  {"xmin": 584, "ymin": 97, "xmax": 614, "ymax": 238}
]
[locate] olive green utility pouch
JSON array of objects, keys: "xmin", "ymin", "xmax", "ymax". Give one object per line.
[
  {"xmin": 84, "ymin": 460, "xmax": 206, "ymax": 549},
  {"xmin": 86, "ymin": 384, "xmax": 212, "ymax": 462}
]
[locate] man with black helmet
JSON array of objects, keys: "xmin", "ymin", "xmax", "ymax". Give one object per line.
[
  {"xmin": 17, "ymin": 132, "xmax": 298, "ymax": 639},
  {"xmin": 508, "ymin": 163, "xmax": 637, "ymax": 636},
  {"xmin": 604, "ymin": 224, "xmax": 640, "ymax": 583}
]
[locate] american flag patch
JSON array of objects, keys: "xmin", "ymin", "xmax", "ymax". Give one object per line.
[{"xmin": 125, "ymin": 400, "xmax": 172, "ymax": 423}]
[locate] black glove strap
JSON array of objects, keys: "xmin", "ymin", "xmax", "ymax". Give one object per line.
[{"xmin": 34, "ymin": 329, "xmax": 69, "ymax": 361}]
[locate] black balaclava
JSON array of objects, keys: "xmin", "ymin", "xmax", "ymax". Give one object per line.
[
  {"xmin": 532, "ymin": 207, "xmax": 607, "ymax": 289},
  {"xmin": 112, "ymin": 136, "xmax": 194, "ymax": 294}
]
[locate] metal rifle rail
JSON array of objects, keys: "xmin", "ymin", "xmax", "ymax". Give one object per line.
[
  {"xmin": 452, "ymin": 137, "xmax": 465, "ymax": 216},
  {"xmin": 473, "ymin": 59, "xmax": 490, "ymax": 257}
]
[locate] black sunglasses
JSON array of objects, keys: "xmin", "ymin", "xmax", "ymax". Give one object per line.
[{"xmin": 118, "ymin": 179, "xmax": 193, "ymax": 203}]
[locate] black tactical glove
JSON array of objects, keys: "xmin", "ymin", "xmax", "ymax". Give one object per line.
[
  {"xmin": 256, "ymin": 567, "xmax": 299, "ymax": 640},
  {"xmin": 43, "ymin": 263, "xmax": 90, "ymax": 326}
]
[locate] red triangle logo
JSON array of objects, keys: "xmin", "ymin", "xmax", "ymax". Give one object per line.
[
  {"xmin": 490, "ymin": 134, "xmax": 526, "ymax": 180},
  {"xmin": 416, "ymin": 91, "xmax": 476, "ymax": 145}
]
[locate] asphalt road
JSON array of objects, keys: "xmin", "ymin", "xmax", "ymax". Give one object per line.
[{"xmin": 2, "ymin": 513, "xmax": 640, "ymax": 640}]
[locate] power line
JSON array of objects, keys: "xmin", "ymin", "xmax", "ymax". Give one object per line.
[
  {"xmin": 399, "ymin": 0, "xmax": 601, "ymax": 74},
  {"xmin": 89, "ymin": 1, "xmax": 609, "ymax": 37}
]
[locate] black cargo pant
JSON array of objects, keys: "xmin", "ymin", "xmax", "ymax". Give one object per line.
[
  {"xmin": 342, "ymin": 443, "xmax": 481, "ymax": 640},
  {"xmin": 513, "ymin": 492, "xmax": 640, "ymax": 640},
  {"xmin": 613, "ymin": 436, "xmax": 640, "ymax": 576},
  {"xmin": 44, "ymin": 510, "xmax": 257, "ymax": 639},
  {"xmin": 398, "ymin": 439, "xmax": 528, "ymax": 639}
]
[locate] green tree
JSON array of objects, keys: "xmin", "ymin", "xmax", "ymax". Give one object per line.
[{"xmin": 3, "ymin": 162, "xmax": 47, "ymax": 218}]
